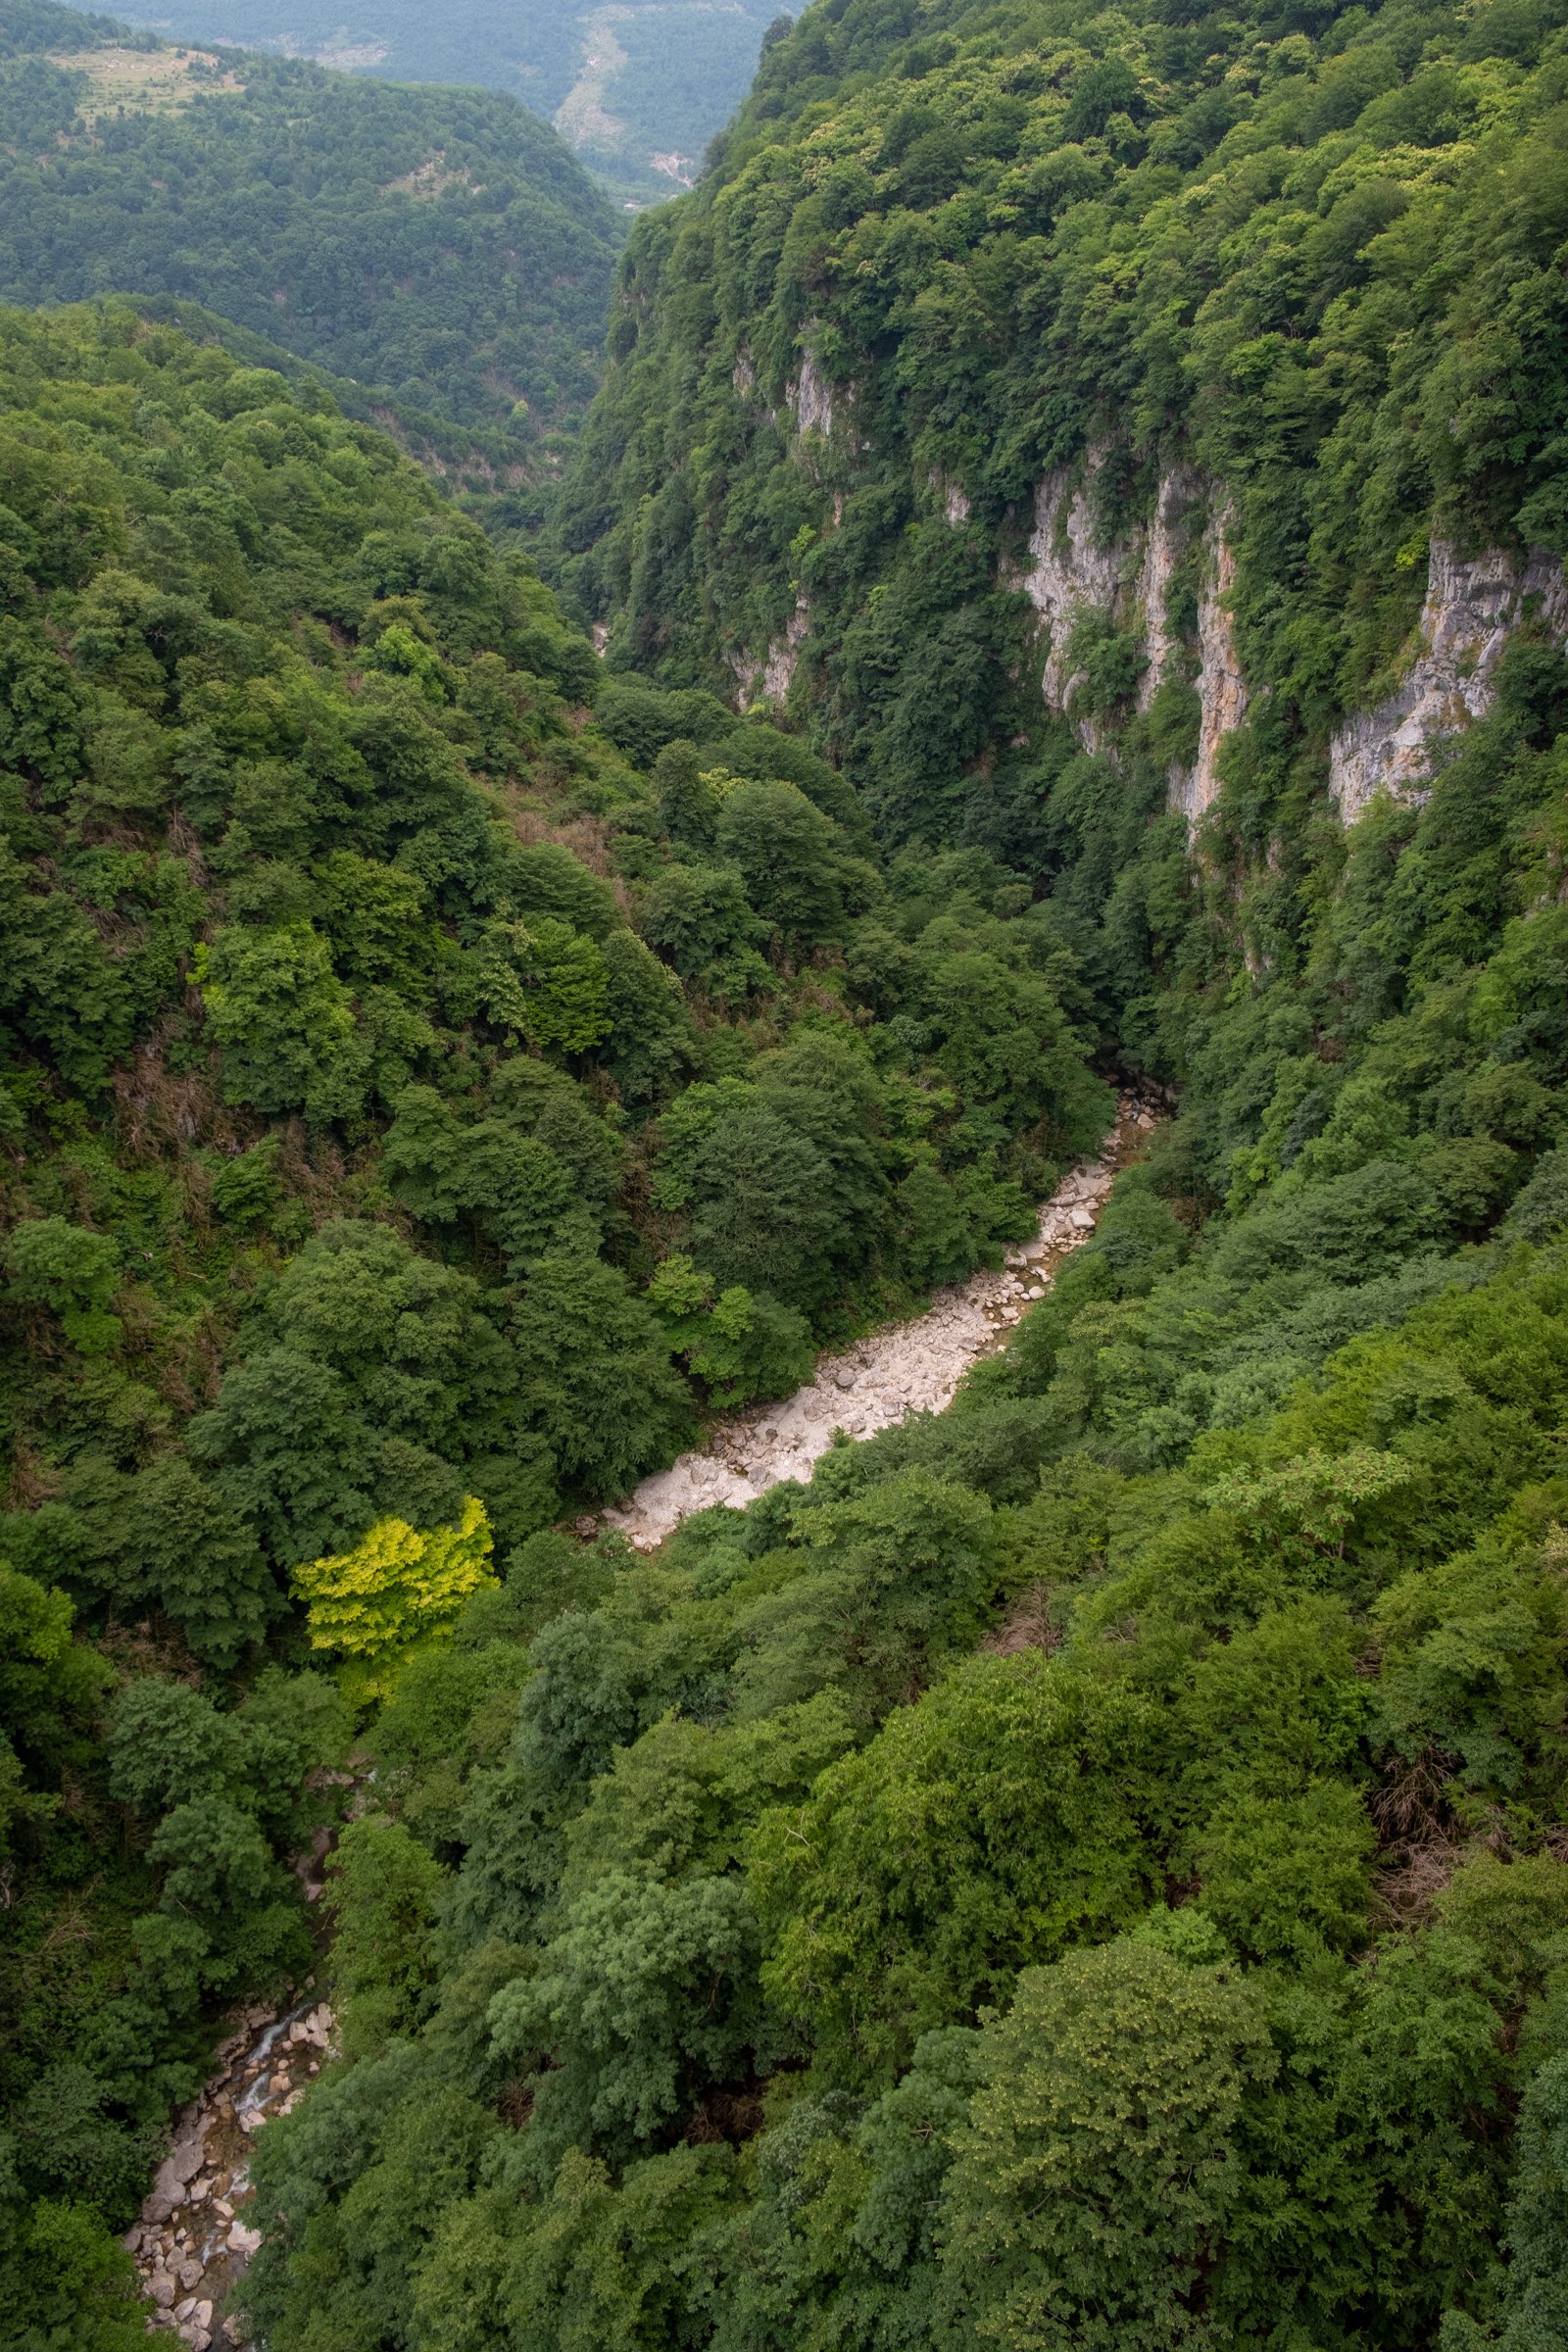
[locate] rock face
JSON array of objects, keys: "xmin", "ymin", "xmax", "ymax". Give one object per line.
[
  {"xmin": 787, "ymin": 349, "xmax": 836, "ymax": 441},
  {"xmin": 1023, "ymin": 479, "xmax": 1568, "ymax": 827},
  {"xmin": 1021, "ymin": 459, "xmax": 1245, "ymax": 819},
  {"xmin": 128, "ymin": 1997, "xmax": 337, "ymax": 2346},
  {"xmin": 1176, "ymin": 513, "xmax": 1249, "ymax": 823},
  {"xmin": 603, "ymin": 1097, "xmax": 1159, "ymax": 1550},
  {"xmin": 1329, "ymin": 541, "xmax": 1568, "ymax": 821},
  {"xmin": 1026, "ymin": 458, "xmax": 1131, "ymax": 745},
  {"xmin": 1135, "ymin": 466, "xmax": 1201, "ymax": 712},
  {"xmin": 759, "ymin": 592, "xmax": 811, "ymax": 707}
]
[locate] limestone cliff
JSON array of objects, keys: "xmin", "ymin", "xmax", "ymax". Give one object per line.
[
  {"xmin": 1020, "ymin": 461, "xmax": 1246, "ymax": 822},
  {"xmin": 1330, "ymin": 543, "xmax": 1568, "ymax": 820},
  {"xmin": 1021, "ymin": 469, "xmax": 1562, "ymax": 829}
]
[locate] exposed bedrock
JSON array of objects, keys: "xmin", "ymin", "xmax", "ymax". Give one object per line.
[
  {"xmin": 735, "ymin": 344, "xmax": 1568, "ymax": 816},
  {"xmin": 1329, "ymin": 541, "xmax": 1568, "ymax": 820}
]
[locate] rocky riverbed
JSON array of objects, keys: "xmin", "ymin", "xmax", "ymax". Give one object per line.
[
  {"xmin": 124, "ymin": 1994, "xmax": 335, "ymax": 2347},
  {"xmin": 604, "ymin": 1094, "xmax": 1156, "ymax": 1547}
]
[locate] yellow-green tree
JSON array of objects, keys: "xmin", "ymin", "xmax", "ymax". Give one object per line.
[{"xmin": 293, "ymin": 1497, "xmax": 496, "ymax": 1661}]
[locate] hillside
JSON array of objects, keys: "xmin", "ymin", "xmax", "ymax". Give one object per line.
[
  {"xmin": 0, "ymin": 0, "xmax": 621, "ymax": 525},
  {"xmin": 114, "ymin": 0, "xmax": 786, "ymax": 208},
  {"xmin": 562, "ymin": 0, "xmax": 1568, "ymax": 896},
  {"xmin": 0, "ymin": 299, "xmax": 1118, "ymax": 2341},
  {"xmin": 6, "ymin": 0, "xmax": 1568, "ymax": 2345}
]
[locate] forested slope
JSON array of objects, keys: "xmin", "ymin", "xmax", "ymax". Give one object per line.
[
  {"xmin": 0, "ymin": 0, "xmax": 621, "ymax": 526},
  {"xmin": 0, "ymin": 299, "xmax": 1113, "ymax": 2342},
  {"xmin": 561, "ymin": 0, "xmax": 1568, "ymax": 991},
  {"xmin": 191, "ymin": 0, "xmax": 1568, "ymax": 2347},
  {"xmin": 114, "ymin": 0, "xmax": 786, "ymax": 208}
]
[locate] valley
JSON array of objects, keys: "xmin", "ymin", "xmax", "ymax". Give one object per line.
[
  {"xmin": 117, "ymin": 0, "xmax": 784, "ymax": 205},
  {"xmin": 2, "ymin": 0, "xmax": 1568, "ymax": 2343},
  {"xmin": 606, "ymin": 1096, "xmax": 1155, "ymax": 1545}
]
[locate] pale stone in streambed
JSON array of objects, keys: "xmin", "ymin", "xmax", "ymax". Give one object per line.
[{"xmin": 602, "ymin": 1102, "xmax": 1145, "ymax": 1551}]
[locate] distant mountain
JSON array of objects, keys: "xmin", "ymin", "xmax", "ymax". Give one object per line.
[
  {"xmin": 116, "ymin": 0, "xmax": 788, "ymax": 206},
  {"xmin": 0, "ymin": 0, "xmax": 621, "ymax": 526}
]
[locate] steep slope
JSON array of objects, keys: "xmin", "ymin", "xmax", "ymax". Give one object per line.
[
  {"xmin": 202, "ymin": 8, "xmax": 1568, "ymax": 2351},
  {"xmin": 0, "ymin": 298, "xmax": 1117, "ymax": 2340},
  {"xmin": 0, "ymin": 0, "xmax": 621, "ymax": 524},
  {"xmin": 562, "ymin": 0, "xmax": 1568, "ymax": 921},
  {"xmin": 114, "ymin": 0, "xmax": 787, "ymax": 208}
]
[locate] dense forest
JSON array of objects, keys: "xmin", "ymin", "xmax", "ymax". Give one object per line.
[
  {"xmin": 0, "ymin": 297, "xmax": 1113, "ymax": 2344},
  {"xmin": 561, "ymin": 0, "xmax": 1568, "ymax": 912},
  {"xmin": 114, "ymin": 0, "xmax": 786, "ymax": 208},
  {"xmin": 0, "ymin": 0, "xmax": 620, "ymax": 525},
  {"xmin": 3, "ymin": 0, "xmax": 1568, "ymax": 2343}
]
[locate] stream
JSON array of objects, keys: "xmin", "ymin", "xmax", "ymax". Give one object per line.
[{"xmin": 127, "ymin": 1093, "xmax": 1154, "ymax": 2345}]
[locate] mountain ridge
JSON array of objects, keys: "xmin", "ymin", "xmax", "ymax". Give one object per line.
[{"xmin": 0, "ymin": 0, "xmax": 623, "ymax": 529}]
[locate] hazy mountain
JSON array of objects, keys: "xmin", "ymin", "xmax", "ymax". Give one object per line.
[
  {"xmin": 0, "ymin": 0, "xmax": 621, "ymax": 524},
  {"xmin": 119, "ymin": 0, "xmax": 789, "ymax": 204}
]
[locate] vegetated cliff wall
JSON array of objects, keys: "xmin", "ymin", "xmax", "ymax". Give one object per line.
[
  {"xmin": 1017, "ymin": 457, "xmax": 1249, "ymax": 820},
  {"xmin": 1329, "ymin": 542, "xmax": 1568, "ymax": 820},
  {"xmin": 715, "ymin": 341, "xmax": 1566, "ymax": 834},
  {"xmin": 1017, "ymin": 454, "xmax": 1567, "ymax": 828}
]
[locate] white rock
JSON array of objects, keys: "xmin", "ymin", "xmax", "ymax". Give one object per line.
[
  {"xmin": 599, "ymin": 1114, "xmax": 1135, "ymax": 1546},
  {"xmin": 1330, "ymin": 541, "xmax": 1568, "ymax": 821},
  {"xmin": 228, "ymin": 2222, "xmax": 263, "ymax": 2259}
]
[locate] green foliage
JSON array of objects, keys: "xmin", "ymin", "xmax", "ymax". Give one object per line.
[
  {"xmin": 324, "ymin": 1817, "xmax": 446, "ymax": 2058},
  {"xmin": 195, "ymin": 921, "xmax": 358, "ymax": 1118},
  {"xmin": 470, "ymin": 917, "xmax": 611, "ymax": 1055},
  {"xmin": 489, "ymin": 1868, "xmax": 766, "ymax": 2163},
  {"xmin": 4, "ymin": 1214, "xmax": 121, "ymax": 1352},
  {"xmin": 0, "ymin": 12, "xmax": 620, "ymax": 510},
  {"xmin": 646, "ymin": 1256, "xmax": 814, "ymax": 1409},
  {"xmin": 293, "ymin": 1494, "xmax": 497, "ymax": 1669},
  {"xmin": 511, "ymin": 1251, "xmax": 693, "ymax": 1498},
  {"xmin": 1444, "ymin": 2052, "xmax": 1568, "ymax": 2352},
  {"xmin": 0, "ymin": 2194, "xmax": 149, "ymax": 2352},
  {"xmin": 939, "ymin": 1940, "xmax": 1269, "ymax": 2352},
  {"xmin": 751, "ymin": 1651, "xmax": 1153, "ymax": 2082}
]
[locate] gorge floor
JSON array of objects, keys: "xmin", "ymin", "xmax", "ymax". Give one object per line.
[{"xmin": 127, "ymin": 1102, "xmax": 1154, "ymax": 2344}]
